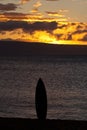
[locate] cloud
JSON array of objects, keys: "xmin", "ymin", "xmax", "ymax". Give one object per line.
[
  {"xmin": 46, "ymin": 11, "xmax": 64, "ymax": 17},
  {"xmin": 20, "ymin": 0, "xmax": 31, "ymax": 4},
  {"xmin": 0, "ymin": 20, "xmax": 86, "ymax": 42},
  {"xmin": 82, "ymin": 34, "xmax": 87, "ymax": 41},
  {"xmin": 46, "ymin": 0, "xmax": 59, "ymax": 1},
  {"xmin": 53, "ymin": 22, "xmax": 87, "ymax": 41},
  {"xmin": 31, "ymin": 8, "xmax": 38, "ymax": 13},
  {"xmin": 1, "ymin": 12, "xmax": 28, "ymax": 20},
  {"xmin": 45, "ymin": 9, "xmax": 68, "ymax": 21},
  {"xmin": 59, "ymin": 9, "xmax": 69, "ymax": 13},
  {"xmin": 73, "ymin": 29, "xmax": 87, "ymax": 34},
  {"xmin": 0, "ymin": 11, "xmax": 67, "ymax": 22},
  {"xmin": 71, "ymin": 23, "xmax": 87, "ymax": 38},
  {"xmin": 0, "ymin": 12, "xmax": 44, "ymax": 21},
  {"xmin": 0, "ymin": 20, "xmax": 57, "ymax": 33},
  {"xmin": 29, "ymin": 30, "xmax": 57, "ymax": 43},
  {"xmin": 31, "ymin": 1, "xmax": 42, "ymax": 13},
  {"xmin": 33, "ymin": 1, "xmax": 42, "ymax": 8},
  {"xmin": 29, "ymin": 21, "xmax": 57, "ymax": 32},
  {"xmin": 0, "ymin": 31, "xmax": 6, "ymax": 35},
  {"xmin": 0, "ymin": 3, "xmax": 17, "ymax": 11}
]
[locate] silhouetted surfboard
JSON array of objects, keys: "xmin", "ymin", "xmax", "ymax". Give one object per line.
[{"xmin": 35, "ymin": 78, "xmax": 47, "ymax": 119}]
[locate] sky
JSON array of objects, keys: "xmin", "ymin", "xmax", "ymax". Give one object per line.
[{"xmin": 0, "ymin": 0, "xmax": 87, "ymax": 44}]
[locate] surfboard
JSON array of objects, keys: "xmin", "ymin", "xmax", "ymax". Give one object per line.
[{"xmin": 35, "ymin": 78, "xmax": 47, "ymax": 120}]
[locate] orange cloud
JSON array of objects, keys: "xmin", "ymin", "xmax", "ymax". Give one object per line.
[
  {"xmin": 31, "ymin": 1, "xmax": 42, "ymax": 13},
  {"xmin": 53, "ymin": 22, "xmax": 87, "ymax": 41},
  {"xmin": 82, "ymin": 34, "xmax": 87, "ymax": 41},
  {"xmin": 31, "ymin": 8, "xmax": 38, "ymax": 13},
  {"xmin": 47, "ymin": 0, "xmax": 59, "ymax": 1},
  {"xmin": 0, "ymin": 12, "xmax": 68, "ymax": 22},
  {"xmin": 46, "ymin": 11, "xmax": 64, "ymax": 17},
  {"xmin": 33, "ymin": 1, "xmax": 42, "ymax": 8},
  {"xmin": 0, "ymin": 19, "xmax": 87, "ymax": 43},
  {"xmin": 20, "ymin": 0, "xmax": 31, "ymax": 4},
  {"xmin": 0, "ymin": 12, "xmax": 28, "ymax": 21},
  {"xmin": 29, "ymin": 30, "xmax": 57, "ymax": 43},
  {"xmin": 59, "ymin": 9, "xmax": 69, "ymax": 13},
  {"xmin": 0, "ymin": 29, "xmax": 58, "ymax": 43},
  {"xmin": 72, "ymin": 33, "xmax": 87, "ymax": 41},
  {"xmin": 0, "ymin": 12, "xmax": 44, "ymax": 22}
]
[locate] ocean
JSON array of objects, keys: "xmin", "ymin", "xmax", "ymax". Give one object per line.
[{"xmin": 0, "ymin": 56, "xmax": 87, "ymax": 120}]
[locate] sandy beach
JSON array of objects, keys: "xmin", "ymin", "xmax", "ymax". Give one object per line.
[{"xmin": 0, "ymin": 117, "xmax": 87, "ymax": 130}]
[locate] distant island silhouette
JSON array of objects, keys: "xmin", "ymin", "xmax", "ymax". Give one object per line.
[{"xmin": 0, "ymin": 40, "xmax": 87, "ymax": 57}]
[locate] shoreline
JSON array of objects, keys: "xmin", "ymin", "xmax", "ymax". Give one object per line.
[{"xmin": 0, "ymin": 117, "xmax": 87, "ymax": 129}]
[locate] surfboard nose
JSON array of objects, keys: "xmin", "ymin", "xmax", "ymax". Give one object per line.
[
  {"xmin": 37, "ymin": 78, "xmax": 44, "ymax": 88},
  {"xmin": 35, "ymin": 78, "xmax": 47, "ymax": 120}
]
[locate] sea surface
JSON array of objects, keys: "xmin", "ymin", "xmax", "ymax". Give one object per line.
[{"xmin": 0, "ymin": 56, "xmax": 87, "ymax": 120}]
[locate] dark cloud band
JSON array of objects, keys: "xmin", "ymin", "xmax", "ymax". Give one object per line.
[
  {"xmin": 0, "ymin": 21, "xmax": 57, "ymax": 32},
  {"xmin": 0, "ymin": 3, "xmax": 17, "ymax": 11}
]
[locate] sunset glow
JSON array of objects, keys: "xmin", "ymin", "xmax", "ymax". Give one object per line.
[{"xmin": 0, "ymin": 0, "xmax": 87, "ymax": 45}]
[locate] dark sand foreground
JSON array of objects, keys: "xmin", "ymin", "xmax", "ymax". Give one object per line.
[{"xmin": 0, "ymin": 117, "xmax": 87, "ymax": 130}]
